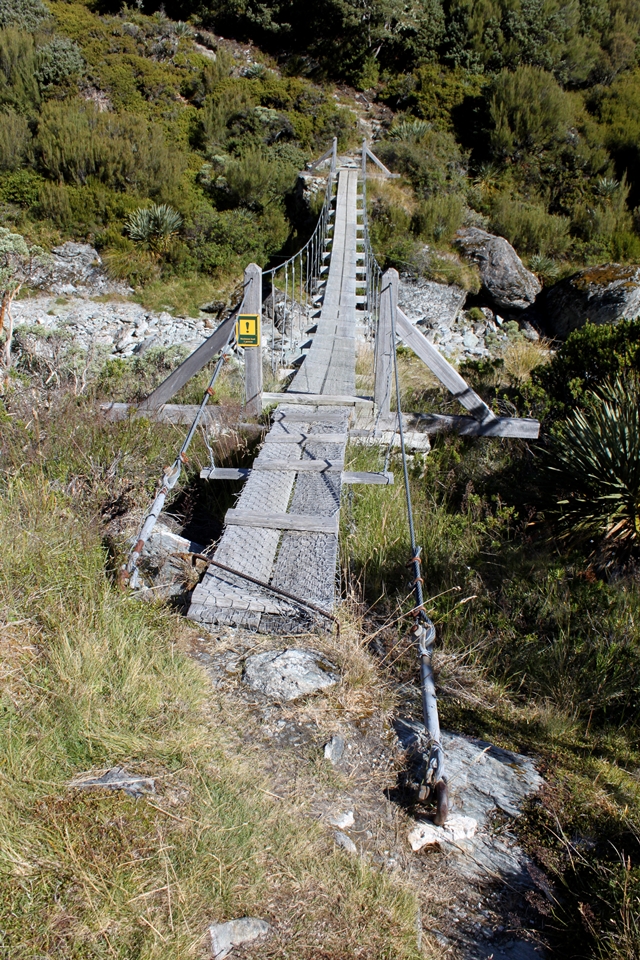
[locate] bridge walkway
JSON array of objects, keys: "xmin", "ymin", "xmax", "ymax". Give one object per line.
[{"xmin": 188, "ymin": 166, "xmax": 368, "ymax": 633}]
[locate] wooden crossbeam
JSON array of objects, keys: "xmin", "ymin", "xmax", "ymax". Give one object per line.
[
  {"xmin": 138, "ymin": 310, "xmax": 237, "ymax": 411},
  {"xmin": 201, "ymin": 468, "xmax": 393, "ymax": 484},
  {"xmin": 263, "ymin": 392, "xmax": 373, "ymax": 407},
  {"xmin": 395, "ymin": 308, "xmax": 497, "ymax": 424},
  {"xmin": 224, "ymin": 509, "xmax": 339, "ymax": 534},
  {"xmin": 264, "ymin": 432, "xmax": 348, "ymax": 444},
  {"xmin": 254, "ymin": 459, "xmax": 344, "ymax": 473}
]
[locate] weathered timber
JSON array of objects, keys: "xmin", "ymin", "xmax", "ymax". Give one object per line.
[
  {"xmin": 225, "ymin": 509, "xmax": 339, "ymax": 534},
  {"xmin": 263, "ymin": 392, "xmax": 372, "ymax": 407},
  {"xmin": 200, "ymin": 467, "xmax": 251, "ymax": 479},
  {"xmin": 375, "ymin": 268, "xmax": 396, "ymax": 416},
  {"xmin": 263, "ymin": 431, "xmax": 348, "ymax": 443},
  {"xmin": 395, "ymin": 308, "xmax": 497, "ymax": 423},
  {"xmin": 200, "ymin": 467, "xmax": 394, "ymax": 485},
  {"xmin": 100, "ymin": 402, "xmax": 264, "ymax": 435},
  {"xmin": 243, "ymin": 262, "xmax": 262, "ymax": 417},
  {"xmin": 137, "ymin": 310, "xmax": 237, "ymax": 411},
  {"xmin": 253, "ymin": 459, "xmax": 344, "ymax": 472},
  {"xmin": 342, "ymin": 470, "xmax": 394, "ymax": 484},
  {"xmin": 417, "ymin": 412, "xmax": 540, "ymax": 438}
]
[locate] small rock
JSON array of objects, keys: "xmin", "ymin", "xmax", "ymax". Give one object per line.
[
  {"xmin": 323, "ymin": 734, "xmax": 345, "ymax": 763},
  {"xmin": 408, "ymin": 815, "xmax": 478, "ymax": 852},
  {"xmin": 243, "ymin": 648, "xmax": 339, "ymax": 702},
  {"xmin": 329, "ymin": 810, "xmax": 354, "ymax": 829},
  {"xmin": 209, "ymin": 918, "xmax": 271, "ymax": 959},
  {"xmin": 70, "ymin": 766, "xmax": 155, "ymax": 798},
  {"xmin": 334, "ymin": 830, "xmax": 357, "ymax": 854}
]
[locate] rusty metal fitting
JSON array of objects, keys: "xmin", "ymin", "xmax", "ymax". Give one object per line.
[
  {"xmin": 179, "ymin": 452, "xmax": 189, "ymax": 464},
  {"xmin": 206, "ymin": 387, "xmax": 215, "ymax": 396}
]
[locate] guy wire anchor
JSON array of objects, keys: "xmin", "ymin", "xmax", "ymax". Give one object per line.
[{"xmin": 413, "ymin": 617, "xmax": 449, "ymax": 826}]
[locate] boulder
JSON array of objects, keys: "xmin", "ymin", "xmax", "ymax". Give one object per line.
[
  {"xmin": 455, "ymin": 228, "xmax": 541, "ymax": 312},
  {"xmin": 538, "ymin": 263, "xmax": 640, "ymax": 338},
  {"xmin": 243, "ymin": 648, "xmax": 339, "ymax": 701},
  {"xmin": 30, "ymin": 242, "xmax": 130, "ymax": 297}
]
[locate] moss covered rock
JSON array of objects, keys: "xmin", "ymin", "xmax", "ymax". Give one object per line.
[{"xmin": 540, "ymin": 263, "xmax": 640, "ymax": 338}]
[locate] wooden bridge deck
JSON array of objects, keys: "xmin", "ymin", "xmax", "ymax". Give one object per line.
[{"xmin": 188, "ymin": 167, "xmax": 365, "ymax": 632}]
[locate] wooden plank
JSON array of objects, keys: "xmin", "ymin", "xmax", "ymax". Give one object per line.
[
  {"xmin": 395, "ymin": 308, "xmax": 497, "ymax": 424},
  {"xmin": 200, "ymin": 467, "xmax": 251, "ymax": 480},
  {"xmin": 138, "ymin": 310, "xmax": 237, "ymax": 411},
  {"xmin": 342, "ymin": 471, "xmax": 394, "ymax": 485},
  {"xmin": 273, "ymin": 410, "xmax": 348, "ymax": 423},
  {"xmin": 225, "ymin": 509, "xmax": 339, "ymax": 534},
  {"xmin": 264, "ymin": 432, "xmax": 347, "ymax": 444},
  {"xmin": 263, "ymin": 392, "xmax": 372, "ymax": 407},
  {"xmin": 243, "ymin": 262, "xmax": 262, "ymax": 417},
  {"xmin": 375, "ymin": 268, "xmax": 396, "ymax": 416},
  {"xmin": 417, "ymin": 413, "xmax": 540, "ymax": 439},
  {"xmin": 253, "ymin": 459, "xmax": 344, "ymax": 473}
]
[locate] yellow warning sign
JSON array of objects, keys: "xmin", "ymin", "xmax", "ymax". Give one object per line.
[{"xmin": 236, "ymin": 314, "xmax": 261, "ymax": 347}]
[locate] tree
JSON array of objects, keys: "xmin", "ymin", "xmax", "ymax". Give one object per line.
[{"xmin": 0, "ymin": 228, "xmax": 48, "ymax": 368}]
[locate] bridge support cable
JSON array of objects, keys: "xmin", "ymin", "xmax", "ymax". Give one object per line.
[{"xmin": 387, "ymin": 272, "xmax": 449, "ymax": 826}]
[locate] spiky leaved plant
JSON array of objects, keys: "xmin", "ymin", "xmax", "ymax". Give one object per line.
[
  {"xmin": 125, "ymin": 203, "xmax": 182, "ymax": 258},
  {"xmin": 548, "ymin": 375, "xmax": 640, "ymax": 555}
]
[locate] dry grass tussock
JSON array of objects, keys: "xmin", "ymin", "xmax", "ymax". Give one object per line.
[
  {"xmin": 500, "ymin": 336, "xmax": 551, "ymax": 387},
  {"xmin": 0, "ymin": 469, "xmax": 427, "ymax": 958}
]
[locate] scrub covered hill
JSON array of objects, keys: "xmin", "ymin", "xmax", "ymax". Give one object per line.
[
  {"xmin": 162, "ymin": 0, "xmax": 640, "ymax": 284},
  {"xmin": 0, "ymin": 0, "xmax": 355, "ymax": 301}
]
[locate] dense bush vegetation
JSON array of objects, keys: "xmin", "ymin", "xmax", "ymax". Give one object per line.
[{"xmin": 0, "ymin": 0, "xmax": 355, "ymax": 291}]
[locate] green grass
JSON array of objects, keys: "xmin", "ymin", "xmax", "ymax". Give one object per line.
[
  {"xmin": 342, "ymin": 429, "xmax": 640, "ymax": 959},
  {"xmin": 0, "ymin": 376, "xmax": 426, "ymax": 959}
]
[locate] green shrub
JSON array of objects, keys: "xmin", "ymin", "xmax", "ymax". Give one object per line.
[
  {"xmin": 532, "ymin": 319, "xmax": 640, "ymax": 417},
  {"xmin": 548, "ymin": 375, "xmax": 640, "ymax": 555},
  {"xmin": 0, "ymin": 0, "xmax": 48, "ymax": 31},
  {"xmin": 487, "ymin": 66, "xmax": 574, "ymax": 158},
  {"xmin": 35, "ymin": 36, "xmax": 84, "ymax": 91},
  {"xmin": 490, "ymin": 194, "xmax": 570, "ymax": 256},
  {"xmin": 412, "ymin": 193, "xmax": 466, "ymax": 242},
  {"xmin": 0, "ymin": 27, "xmax": 40, "ymax": 113},
  {"xmin": 36, "ymin": 101, "xmax": 187, "ymax": 196},
  {"xmin": 0, "ymin": 107, "xmax": 30, "ymax": 170},
  {"xmin": 377, "ymin": 127, "xmax": 467, "ymax": 198}
]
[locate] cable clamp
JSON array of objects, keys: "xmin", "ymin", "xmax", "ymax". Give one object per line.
[
  {"xmin": 179, "ymin": 452, "xmax": 189, "ymax": 464},
  {"xmin": 206, "ymin": 387, "xmax": 215, "ymax": 396}
]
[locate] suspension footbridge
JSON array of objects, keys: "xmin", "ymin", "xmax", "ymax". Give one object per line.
[{"xmin": 117, "ymin": 139, "xmax": 540, "ymax": 822}]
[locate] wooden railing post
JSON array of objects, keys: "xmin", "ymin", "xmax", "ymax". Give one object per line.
[
  {"xmin": 243, "ymin": 262, "xmax": 262, "ymax": 417},
  {"xmin": 374, "ymin": 267, "xmax": 397, "ymax": 418}
]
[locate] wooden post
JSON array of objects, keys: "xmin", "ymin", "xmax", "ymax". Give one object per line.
[
  {"xmin": 375, "ymin": 267, "xmax": 397, "ymax": 418},
  {"xmin": 243, "ymin": 262, "xmax": 262, "ymax": 417}
]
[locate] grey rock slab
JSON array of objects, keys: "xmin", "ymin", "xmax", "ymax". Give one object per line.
[
  {"xmin": 324, "ymin": 733, "xmax": 346, "ymax": 763},
  {"xmin": 538, "ymin": 263, "xmax": 640, "ymax": 338},
  {"xmin": 334, "ymin": 830, "xmax": 357, "ymax": 854},
  {"xmin": 70, "ymin": 766, "xmax": 155, "ymax": 798},
  {"xmin": 243, "ymin": 648, "xmax": 339, "ymax": 701},
  {"xmin": 455, "ymin": 228, "xmax": 541, "ymax": 312},
  {"xmin": 209, "ymin": 917, "xmax": 271, "ymax": 959},
  {"xmin": 30, "ymin": 242, "xmax": 131, "ymax": 297},
  {"xmin": 396, "ymin": 720, "xmax": 544, "ymax": 881}
]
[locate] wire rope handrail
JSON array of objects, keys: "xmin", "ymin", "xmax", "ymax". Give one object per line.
[{"xmin": 261, "ymin": 138, "xmax": 338, "ymax": 372}]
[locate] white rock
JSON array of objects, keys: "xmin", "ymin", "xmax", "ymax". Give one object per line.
[
  {"xmin": 243, "ymin": 648, "xmax": 338, "ymax": 701},
  {"xmin": 329, "ymin": 810, "xmax": 354, "ymax": 829},
  {"xmin": 209, "ymin": 917, "xmax": 271, "ymax": 959},
  {"xmin": 408, "ymin": 816, "xmax": 478, "ymax": 851},
  {"xmin": 334, "ymin": 830, "xmax": 357, "ymax": 854},
  {"xmin": 323, "ymin": 734, "xmax": 345, "ymax": 763}
]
